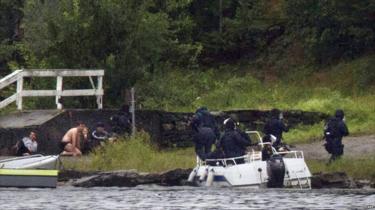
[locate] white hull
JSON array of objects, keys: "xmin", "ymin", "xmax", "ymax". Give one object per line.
[
  {"xmin": 191, "ymin": 153, "xmax": 311, "ymax": 188},
  {"xmin": 0, "ymin": 155, "xmax": 60, "ymax": 169}
]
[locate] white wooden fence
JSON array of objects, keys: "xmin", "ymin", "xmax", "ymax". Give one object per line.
[{"xmin": 0, "ymin": 69, "xmax": 104, "ymax": 110}]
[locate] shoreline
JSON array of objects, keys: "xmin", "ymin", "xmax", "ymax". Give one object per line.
[{"xmin": 57, "ymin": 168, "xmax": 375, "ymax": 189}]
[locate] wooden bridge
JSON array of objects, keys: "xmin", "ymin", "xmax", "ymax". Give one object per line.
[{"xmin": 0, "ymin": 69, "xmax": 104, "ymax": 110}]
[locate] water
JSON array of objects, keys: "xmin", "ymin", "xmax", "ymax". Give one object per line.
[{"xmin": 0, "ymin": 185, "xmax": 374, "ymax": 209}]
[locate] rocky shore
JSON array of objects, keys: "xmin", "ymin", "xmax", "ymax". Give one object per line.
[
  {"xmin": 59, "ymin": 169, "xmax": 374, "ymax": 189},
  {"xmin": 59, "ymin": 168, "xmax": 193, "ymax": 187}
]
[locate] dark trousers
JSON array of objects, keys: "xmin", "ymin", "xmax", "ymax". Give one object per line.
[
  {"xmin": 327, "ymin": 138, "xmax": 344, "ymax": 163},
  {"xmin": 15, "ymin": 141, "xmax": 29, "ymax": 156}
]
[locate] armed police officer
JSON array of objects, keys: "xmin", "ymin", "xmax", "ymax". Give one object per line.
[
  {"xmin": 324, "ymin": 109, "xmax": 349, "ymax": 163},
  {"xmin": 190, "ymin": 114, "xmax": 217, "ymax": 161},
  {"xmin": 217, "ymin": 118, "xmax": 251, "ymax": 164},
  {"xmin": 195, "ymin": 107, "xmax": 220, "ymax": 139},
  {"xmin": 263, "ymin": 109, "xmax": 289, "ymax": 149}
]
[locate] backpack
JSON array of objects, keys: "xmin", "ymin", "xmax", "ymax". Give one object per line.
[{"xmin": 324, "ymin": 117, "xmax": 341, "ymax": 140}]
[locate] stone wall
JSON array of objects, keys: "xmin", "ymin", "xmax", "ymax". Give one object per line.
[{"xmin": 0, "ymin": 109, "xmax": 329, "ymax": 155}]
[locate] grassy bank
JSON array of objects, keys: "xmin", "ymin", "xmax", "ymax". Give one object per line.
[
  {"xmin": 63, "ymin": 132, "xmax": 196, "ymax": 173},
  {"xmin": 307, "ymin": 158, "xmax": 375, "ymax": 181},
  {"xmin": 136, "ymin": 55, "xmax": 375, "ymax": 143},
  {"xmin": 63, "ymin": 133, "xmax": 375, "ymax": 181}
]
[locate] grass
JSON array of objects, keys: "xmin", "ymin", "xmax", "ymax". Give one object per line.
[
  {"xmin": 135, "ymin": 55, "xmax": 375, "ymax": 143},
  {"xmin": 63, "ymin": 132, "xmax": 196, "ymax": 173},
  {"xmin": 307, "ymin": 157, "xmax": 375, "ymax": 181},
  {"xmin": 62, "ymin": 132, "xmax": 375, "ymax": 181}
]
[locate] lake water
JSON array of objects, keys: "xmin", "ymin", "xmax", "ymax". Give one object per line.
[{"xmin": 0, "ymin": 185, "xmax": 374, "ymax": 209}]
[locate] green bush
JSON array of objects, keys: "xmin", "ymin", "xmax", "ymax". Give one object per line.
[{"xmin": 65, "ymin": 132, "xmax": 195, "ymax": 172}]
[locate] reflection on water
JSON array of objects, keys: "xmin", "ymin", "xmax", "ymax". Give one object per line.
[{"xmin": 0, "ymin": 185, "xmax": 374, "ymax": 209}]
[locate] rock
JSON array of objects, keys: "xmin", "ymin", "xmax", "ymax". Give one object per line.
[
  {"xmin": 355, "ymin": 180, "xmax": 372, "ymax": 188},
  {"xmin": 73, "ymin": 170, "xmax": 159, "ymax": 187},
  {"xmin": 311, "ymin": 172, "xmax": 357, "ymax": 189},
  {"xmin": 175, "ymin": 121, "xmax": 188, "ymax": 131},
  {"xmin": 162, "ymin": 123, "xmax": 174, "ymax": 131},
  {"xmin": 70, "ymin": 168, "xmax": 193, "ymax": 188},
  {"xmin": 58, "ymin": 169, "xmax": 97, "ymax": 182},
  {"xmin": 159, "ymin": 168, "xmax": 192, "ymax": 186}
]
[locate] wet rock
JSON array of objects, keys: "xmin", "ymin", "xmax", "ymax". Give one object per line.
[
  {"xmin": 73, "ymin": 170, "xmax": 157, "ymax": 187},
  {"xmin": 159, "ymin": 168, "xmax": 192, "ymax": 186},
  {"xmin": 355, "ymin": 180, "xmax": 373, "ymax": 188},
  {"xmin": 58, "ymin": 169, "xmax": 97, "ymax": 182},
  {"xmin": 311, "ymin": 172, "xmax": 357, "ymax": 189},
  {"xmin": 70, "ymin": 168, "xmax": 193, "ymax": 187}
]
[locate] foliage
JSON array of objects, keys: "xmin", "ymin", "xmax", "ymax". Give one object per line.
[
  {"xmin": 0, "ymin": 0, "xmax": 23, "ymax": 75},
  {"xmin": 64, "ymin": 132, "xmax": 195, "ymax": 172},
  {"xmin": 284, "ymin": 0, "xmax": 375, "ymax": 65},
  {"xmin": 63, "ymin": 132, "xmax": 375, "ymax": 182},
  {"xmin": 136, "ymin": 55, "xmax": 375, "ymax": 143},
  {"xmin": 0, "ymin": 0, "xmax": 374, "ymax": 139},
  {"xmin": 20, "ymin": 0, "xmax": 201, "ymax": 106},
  {"xmin": 307, "ymin": 157, "xmax": 375, "ymax": 181}
]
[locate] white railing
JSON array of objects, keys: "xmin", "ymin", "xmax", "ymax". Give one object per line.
[{"xmin": 0, "ymin": 69, "xmax": 104, "ymax": 110}]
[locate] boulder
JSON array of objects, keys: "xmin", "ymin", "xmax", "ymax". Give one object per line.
[
  {"xmin": 70, "ymin": 168, "xmax": 193, "ymax": 187},
  {"xmin": 159, "ymin": 168, "xmax": 191, "ymax": 186},
  {"xmin": 72, "ymin": 170, "xmax": 159, "ymax": 187},
  {"xmin": 355, "ymin": 180, "xmax": 373, "ymax": 188},
  {"xmin": 311, "ymin": 172, "xmax": 357, "ymax": 189},
  {"xmin": 58, "ymin": 169, "xmax": 97, "ymax": 182}
]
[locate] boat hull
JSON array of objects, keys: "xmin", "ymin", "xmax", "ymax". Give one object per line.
[
  {"xmin": 0, "ymin": 169, "xmax": 58, "ymax": 188},
  {"xmin": 191, "ymin": 156, "xmax": 311, "ymax": 188},
  {"xmin": 0, "ymin": 155, "xmax": 60, "ymax": 169}
]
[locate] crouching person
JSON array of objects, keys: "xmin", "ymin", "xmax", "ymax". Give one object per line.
[
  {"xmin": 90, "ymin": 122, "xmax": 111, "ymax": 149},
  {"xmin": 13, "ymin": 131, "xmax": 38, "ymax": 156},
  {"xmin": 59, "ymin": 121, "xmax": 87, "ymax": 156}
]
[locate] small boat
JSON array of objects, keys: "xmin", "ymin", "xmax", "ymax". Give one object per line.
[
  {"xmin": 0, "ymin": 154, "xmax": 60, "ymax": 169},
  {"xmin": 188, "ymin": 131, "xmax": 312, "ymax": 189},
  {"xmin": 0, "ymin": 168, "xmax": 58, "ymax": 188}
]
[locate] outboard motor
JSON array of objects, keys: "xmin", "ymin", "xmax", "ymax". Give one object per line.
[{"xmin": 266, "ymin": 155, "xmax": 285, "ymax": 188}]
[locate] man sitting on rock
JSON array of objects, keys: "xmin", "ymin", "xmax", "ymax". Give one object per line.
[
  {"xmin": 13, "ymin": 131, "xmax": 38, "ymax": 156},
  {"xmin": 59, "ymin": 121, "xmax": 87, "ymax": 156}
]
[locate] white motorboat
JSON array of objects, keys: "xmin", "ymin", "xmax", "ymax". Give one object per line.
[
  {"xmin": 0, "ymin": 154, "xmax": 61, "ymax": 170},
  {"xmin": 188, "ymin": 131, "xmax": 312, "ymax": 189}
]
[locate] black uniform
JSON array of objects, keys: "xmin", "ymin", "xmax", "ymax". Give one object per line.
[
  {"xmin": 192, "ymin": 127, "xmax": 216, "ymax": 160},
  {"xmin": 218, "ymin": 130, "xmax": 251, "ymax": 159},
  {"xmin": 324, "ymin": 110, "xmax": 349, "ymax": 162},
  {"xmin": 191, "ymin": 115, "xmax": 216, "ymax": 160},
  {"xmin": 110, "ymin": 112, "xmax": 131, "ymax": 134},
  {"xmin": 195, "ymin": 108, "xmax": 220, "ymax": 139},
  {"xmin": 263, "ymin": 116, "xmax": 289, "ymax": 147}
]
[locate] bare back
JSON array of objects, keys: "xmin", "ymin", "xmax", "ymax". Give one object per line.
[{"xmin": 62, "ymin": 128, "xmax": 79, "ymax": 143}]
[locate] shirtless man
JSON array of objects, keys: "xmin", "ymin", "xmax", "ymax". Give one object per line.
[{"xmin": 59, "ymin": 121, "xmax": 87, "ymax": 156}]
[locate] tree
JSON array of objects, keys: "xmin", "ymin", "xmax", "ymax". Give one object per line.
[
  {"xmin": 21, "ymin": 0, "xmax": 201, "ymax": 106},
  {"xmin": 0, "ymin": 0, "xmax": 23, "ymax": 76}
]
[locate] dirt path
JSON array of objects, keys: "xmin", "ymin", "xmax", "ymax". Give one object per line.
[{"xmin": 294, "ymin": 135, "xmax": 375, "ymax": 160}]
